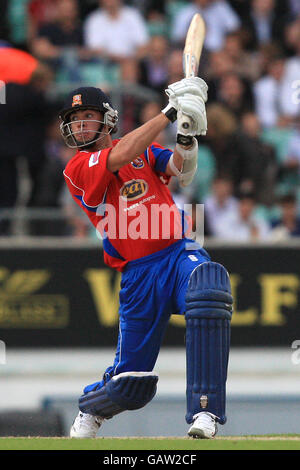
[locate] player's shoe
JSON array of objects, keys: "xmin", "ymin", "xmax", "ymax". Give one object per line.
[
  {"xmin": 187, "ymin": 412, "xmax": 218, "ymax": 439},
  {"xmin": 70, "ymin": 411, "xmax": 103, "ymax": 438}
]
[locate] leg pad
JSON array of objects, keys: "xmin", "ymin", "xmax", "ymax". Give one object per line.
[
  {"xmin": 79, "ymin": 371, "xmax": 158, "ymax": 418},
  {"xmin": 185, "ymin": 262, "xmax": 233, "ymax": 425}
]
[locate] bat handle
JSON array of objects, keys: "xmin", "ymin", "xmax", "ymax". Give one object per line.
[{"xmin": 177, "ymin": 134, "xmax": 194, "ymax": 147}]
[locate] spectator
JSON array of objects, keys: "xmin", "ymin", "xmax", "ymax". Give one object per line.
[
  {"xmin": 207, "ymin": 49, "xmax": 235, "ymax": 80},
  {"xmin": 205, "ymin": 50, "xmax": 235, "ymax": 102},
  {"xmin": 171, "ymin": 0, "xmax": 241, "ymax": 51},
  {"xmin": 203, "ymin": 174, "xmax": 239, "ymax": 237},
  {"xmin": 256, "ymin": 41, "xmax": 285, "ymax": 76},
  {"xmin": 236, "ymin": 112, "xmax": 278, "ymax": 205},
  {"xmin": 270, "ymin": 193, "xmax": 300, "ymax": 239},
  {"xmin": 253, "ymin": 55, "xmax": 286, "ymax": 128},
  {"xmin": 138, "ymin": 101, "xmax": 168, "ymax": 146},
  {"xmin": 213, "ymin": 189, "xmax": 270, "ymax": 241},
  {"xmin": 29, "ymin": 117, "xmax": 78, "ymax": 236},
  {"xmin": 222, "ymin": 31, "xmax": 262, "ymax": 81},
  {"xmin": 30, "ymin": 0, "xmax": 91, "ymax": 78},
  {"xmin": 283, "ymin": 14, "xmax": 300, "ymax": 54},
  {"xmin": 27, "ymin": 0, "xmax": 58, "ymax": 43},
  {"xmin": 241, "ymin": 0, "xmax": 287, "ymax": 50},
  {"xmin": 227, "ymin": 0, "xmax": 250, "ymax": 18},
  {"xmin": 217, "ymin": 72, "xmax": 254, "ymax": 119},
  {"xmin": 145, "ymin": 6, "xmax": 168, "ymax": 37},
  {"xmin": 166, "ymin": 48, "xmax": 184, "ymax": 85},
  {"xmin": 283, "ymin": 118, "xmax": 300, "ymax": 170},
  {"xmin": 204, "ymin": 103, "xmax": 241, "ymax": 184},
  {"xmin": 188, "ymin": 143, "xmax": 217, "ymax": 203},
  {"xmin": 34, "ymin": 117, "xmax": 74, "ymax": 208},
  {"xmin": 278, "ymin": 19, "xmax": 300, "ymax": 119},
  {"xmin": 129, "ymin": 0, "xmax": 166, "ymax": 17},
  {"xmin": 261, "ymin": 114, "xmax": 295, "ymax": 175},
  {"xmin": 204, "ymin": 105, "xmax": 277, "ymax": 204},
  {"xmin": 277, "ymin": 117, "xmax": 300, "ymax": 193},
  {"xmin": 138, "ymin": 35, "xmax": 169, "ymax": 95},
  {"xmin": 83, "ymin": 0, "xmax": 150, "ymax": 61}
]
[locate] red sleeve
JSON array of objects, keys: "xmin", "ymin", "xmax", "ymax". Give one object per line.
[{"xmin": 63, "ymin": 148, "xmax": 115, "ymax": 208}]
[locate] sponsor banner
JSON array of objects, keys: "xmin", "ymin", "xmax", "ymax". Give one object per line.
[{"xmin": 0, "ymin": 246, "xmax": 299, "ymax": 347}]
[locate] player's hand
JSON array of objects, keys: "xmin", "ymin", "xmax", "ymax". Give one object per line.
[
  {"xmin": 177, "ymin": 94, "xmax": 207, "ymax": 137},
  {"xmin": 162, "ymin": 77, "xmax": 208, "ymax": 123},
  {"xmin": 166, "ymin": 77, "xmax": 208, "ymax": 103}
]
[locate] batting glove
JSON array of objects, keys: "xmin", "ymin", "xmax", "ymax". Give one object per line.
[
  {"xmin": 177, "ymin": 94, "xmax": 207, "ymax": 137},
  {"xmin": 162, "ymin": 77, "xmax": 208, "ymax": 123},
  {"xmin": 166, "ymin": 77, "xmax": 208, "ymax": 103}
]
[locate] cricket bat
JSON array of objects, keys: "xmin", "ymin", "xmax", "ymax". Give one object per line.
[{"xmin": 177, "ymin": 13, "xmax": 206, "ymax": 147}]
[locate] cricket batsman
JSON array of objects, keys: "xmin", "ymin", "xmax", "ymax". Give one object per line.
[{"xmin": 60, "ymin": 78, "xmax": 233, "ymax": 439}]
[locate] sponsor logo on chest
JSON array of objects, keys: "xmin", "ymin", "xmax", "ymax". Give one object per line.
[{"xmin": 120, "ymin": 179, "xmax": 148, "ymax": 201}]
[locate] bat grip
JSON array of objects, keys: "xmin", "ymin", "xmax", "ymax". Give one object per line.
[
  {"xmin": 177, "ymin": 134, "xmax": 194, "ymax": 147},
  {"xmin": 177, "ymin": 112, "xmax": 194, "ymax": 147}
]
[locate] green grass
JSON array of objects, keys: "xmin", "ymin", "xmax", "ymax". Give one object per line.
[{"xmin": 0, "ymin": 436, "xmax": 300, "ymax": 450}]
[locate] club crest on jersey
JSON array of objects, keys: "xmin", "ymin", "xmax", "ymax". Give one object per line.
[
  {"xmin": 120, "ymin": 179, "xmax": 148, "ymax": 201},
  {"xmin": 131, "ymin": 157, "xmax": 144, "ymax": 169},
  {"xmin": 72, "ymin": 94, "xmax": 82, "ymax": 107}
]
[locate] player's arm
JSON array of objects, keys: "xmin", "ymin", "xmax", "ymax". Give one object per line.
[
  {"xmin": 107, "ymin": 76, "xmax": 207, "ymax": 175},
  {"xmin": 107, "ymin": 113, "xmax": 170, "ymax": 173}
]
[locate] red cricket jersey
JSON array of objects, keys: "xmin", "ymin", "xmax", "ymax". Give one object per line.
[{"xmin": 63, "ymin": 140, "xmax": 186, "ymax": 271}]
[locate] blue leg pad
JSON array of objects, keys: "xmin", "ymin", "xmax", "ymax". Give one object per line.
[
  {"xmin": 185, "ymin": 262, "xmax": 233, "ymax": 425},
  {"xmin": 79, "ymin": 372, "xmax": 158, "ymax": 418}
]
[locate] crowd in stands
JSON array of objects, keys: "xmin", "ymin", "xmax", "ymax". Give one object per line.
[{"xmin": 0, "ymin": 0, "xmax": 300, "ymax": 241}]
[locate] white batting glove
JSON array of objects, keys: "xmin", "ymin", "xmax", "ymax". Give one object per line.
[
  {"xmin": 162, "ymin": 77, "xmax": 208, "ymax": 123},
  {"xmin": 166, "ymin": 77, "xmax": 208, "ymax": 103},
  {"xmin": 177, "ymin": 94, "xmax": 207, "ymax": 137}
]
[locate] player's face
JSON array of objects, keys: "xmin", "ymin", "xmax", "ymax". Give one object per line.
[{"xmin": 69, "ymin": 109, "xmax": 103, "ymax": 144}]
